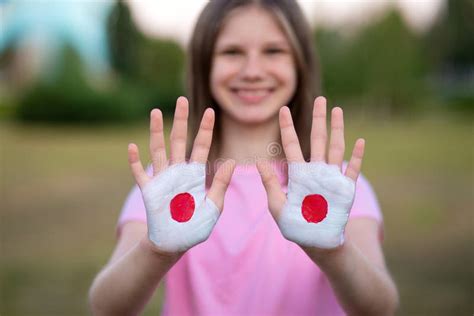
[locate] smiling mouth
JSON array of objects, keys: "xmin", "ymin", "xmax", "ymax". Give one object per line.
[{"xmin": 231, "ymin": 88, "xmax": 274, "ymax": 104}]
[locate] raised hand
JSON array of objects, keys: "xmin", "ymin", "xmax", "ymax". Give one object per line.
[
  {"xmin": 257, "ymin": 97, "xmax": 365, "ymax": 249},
  {"xmin": 128, "ymin": 97, "xmax": 235, "ymax": 253}
]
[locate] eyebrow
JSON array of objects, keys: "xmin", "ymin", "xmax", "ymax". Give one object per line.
[
  {"xmin": 263, "ymin": 40, "xmax": 290, "ymax": 47},
  {"xmin": 216, "ymin": 40, "xmax": 290, "ymax": 49}
]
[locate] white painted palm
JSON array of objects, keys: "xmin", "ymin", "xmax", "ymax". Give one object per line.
[
  {"xmin": 127, "ymin": 97, "xmax": 235, "ymax": 254},
  {"xmin": 142, "ymin": 162, "xmax": 220, "ymax": 252},
  {"xmin": 279, "ymin": 162, "xmax": 355, "ymax": 249}
]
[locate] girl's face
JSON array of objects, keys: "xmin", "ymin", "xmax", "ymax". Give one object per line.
[{"xmin": 210, "ymin": 6, "xmax": 297, "ymax": 126}]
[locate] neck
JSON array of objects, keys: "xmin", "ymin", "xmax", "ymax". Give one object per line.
[{"xmin": 215, "ymin": 113, "xmax": 283, "ymax": 165}]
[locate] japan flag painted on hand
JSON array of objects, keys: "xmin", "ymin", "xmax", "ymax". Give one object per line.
[
  {"xmin": 128, "ymin": 97, "xmax": 235, "ymax": 255},
  {"xmin": 142, "ymin": 162, "xmax": 219, "ymax": 252},
  {"xmin": 278, "ymin": 162, "xmax": 355, "ymax": 249},
  {"xmin": 257, "ymin": 97, "xmax": 365, "ymax": 251}
]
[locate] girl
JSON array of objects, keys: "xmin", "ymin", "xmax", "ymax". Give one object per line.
[{"xmin": 89, "ymin": 0, "xmax": 399, "ymax": 315}]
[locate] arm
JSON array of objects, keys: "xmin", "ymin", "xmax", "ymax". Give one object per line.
[
  {"xmin": 256, "ymin": 97, "xmax": 398, "ymax": 315},
  {"xmin": 302, "ymin": 218, "xmax": 399, "ymax": 316},
  {"xmin": 89, "ymin": 97, "xmax": 235, "ymax": 315},
  {"xmin": 89, "ymin": 222, "xmax": 182, "ymax": 315}
]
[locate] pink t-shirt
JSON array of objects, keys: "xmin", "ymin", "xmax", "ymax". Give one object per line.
[{"xmin": 118, "ymin": 162, "xmax": 382, "ymax": 316}]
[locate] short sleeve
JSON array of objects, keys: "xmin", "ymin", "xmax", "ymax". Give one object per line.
[
  {"xmin": 349, "ymin": 172, "xmax": 383, "ymax": 224},
  {"xmin": 344, "ymin": 163, "xmax": 384, "ymax": 241},
  {"xmin": 116, "ymin": 166, "xmax": 153, "ymax": 236},
  {"xmin": 341, "ymin": 162, "xmax": 383, "ymax": 241},
  {"xmin": 116, "ymin": 184, "xmax": 147, "ymax": 235}
]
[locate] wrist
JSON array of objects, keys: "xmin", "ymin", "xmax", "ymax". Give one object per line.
[
  {"xmin": 139, "ymin": 237, "xmax": 184, "ymax": 263},
  {"xmin": 301, "ymin": 240, "xmax": 348, "ymax": 265}
]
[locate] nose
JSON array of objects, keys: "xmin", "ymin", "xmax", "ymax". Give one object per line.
[{"xmin": 240, "ymin": 52, "xmax": 264, "ymax": 81}]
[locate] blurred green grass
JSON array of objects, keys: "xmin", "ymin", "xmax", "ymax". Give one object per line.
[{"xmin": 1, "ymin": 115, "xmax": 472, "ymax": 315}]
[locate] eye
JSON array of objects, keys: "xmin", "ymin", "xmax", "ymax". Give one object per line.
[
  {"xmin": 221, "ymin": 48, "xmax": 242, "ymax": 55},
  {"xmin": 265, "ymin": 47, "xmax": 286, "ymax": 55}
]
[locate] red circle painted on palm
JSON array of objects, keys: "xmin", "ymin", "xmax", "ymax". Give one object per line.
[
  {"xmin": 170, "ymin": 192, "xmax": 195, "ymax": 222},
  {"xmin": 301, "ymin": 194, "xmax": 328, "ymax": 223}
]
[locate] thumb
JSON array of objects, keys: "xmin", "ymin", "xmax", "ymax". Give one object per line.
[
  {"xmin": 256, "ymin": 160, "xmax": 286, "ymax": 221},
  {"xmin": 207, "ymin": 159, "xmax": 236, "ymax": 212},
  {"xmin": 128, "ymin": 143, "xmax": 149, "ymax": 188}
]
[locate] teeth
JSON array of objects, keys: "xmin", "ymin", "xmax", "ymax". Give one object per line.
[{"xmin": 237, "ymin": 89, "xmax": 269, "ymax": 97}]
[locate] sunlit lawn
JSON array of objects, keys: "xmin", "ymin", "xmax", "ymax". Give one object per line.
[{"xmin": 1, "ymin": 114, "xmax": 472, "ymax": 315}]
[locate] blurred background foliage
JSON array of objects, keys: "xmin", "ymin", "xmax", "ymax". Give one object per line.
[
  {"xmin": 1, "ymin": 0, "xmax": 473, "ymax": 315},
  {"xmin": 1, "ymin": 0, "xmax": 472, "ymax": 122},
  {"xmin": 18, "ymin": 46, "xmax": 147, "ymax": 123},
  {"xmin": 316, "ymin": 0, "xmax": 473, "ymax": 117},
  {"xmin": 316, "ymin": 10, "xmax": 430, "ymax": 116},
  {"xmin": 2, "ymin": 0, "xmax": 185, "ymax": 122},
  {"xmin": 106, "ymin": 1, "xmax": 185, "ymax": 115}
]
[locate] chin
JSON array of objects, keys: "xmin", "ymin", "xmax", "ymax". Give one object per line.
[
  {"xmin": 227, "ymin": 106, "xmax": 279, "ymax": 126},
  {"xmin": 216, "ymin": 91, "xmax": 290, "ymax": 125}
]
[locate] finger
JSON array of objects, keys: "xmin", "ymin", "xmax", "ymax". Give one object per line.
[
  {"xmin": 256, "ymin": 160, "xmax": 287, "ymax": 221},
  {"xmin": 328, "ymin": 107, "xmax": 345, "ymax": 169},
  {"xmin": 149, "ymin": 109, "xmax": 168, "ymax": 176},
  {"xmin": 169, "ymin": 96, "xmax": 189, "ymax": 165},
  {"xmin": 345, "ymin": 138, "xmax": 365, "ymax": 181},
  {"xmin": 310, "ymin": 96, "xmax": 327, "ymax": 162},
  {"xmin": 279, "ymin": 107, "xmax": 304, "ymax": 162},
  {"xmin": 190, "ymin": 108, "xmax": 214, "ymax": 164},
  {"xmin": 207, "ymin": 160, "xmax": 236, "ymax": 211},
  {"xmin": 128, "ymin": 143, "xmax": 149, "ymax": 188}
]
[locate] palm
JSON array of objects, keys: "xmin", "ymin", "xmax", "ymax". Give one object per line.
[
  {"xmin": 257, "ymin": 97, "xmax": 365, "ymax": 249},
  {"xmin": 127, "ymin": 97, "xmax": 235, "ymax": 253}
]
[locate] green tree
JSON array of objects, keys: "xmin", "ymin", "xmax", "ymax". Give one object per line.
[
  {"xmin": 424, "ymin": 0, "xmax": 474, "ymax": 115},
  {"xmin": 316, "ymin": 9, "xmax": 429, "ymax": 116},
  {"xmin": 107, "ymin": 0, "xmax": 142, "ymax": 78},
  {"xmin": 426, "ymin": 0, "xmax": 474, "ymax": 69},
  {"xmin": 17, "ymin": 46, "xmax": 145, "ymax": 123},
  {"xmin": 135, "ymin": 38, "xmax": 185, "ymax": 114},
  {"xmin": 107, "ymin": 0, "xmax": 185, "ymax": 113}
]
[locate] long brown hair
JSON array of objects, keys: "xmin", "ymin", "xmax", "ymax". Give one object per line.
[{"xmin": 186, "ymin": 0, "xmax": 320, "ymax": 162}]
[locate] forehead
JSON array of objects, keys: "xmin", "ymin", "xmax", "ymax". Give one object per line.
[{"xmin": 216, "ymin": 6, "xmax": 290, "ymax": 46}]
